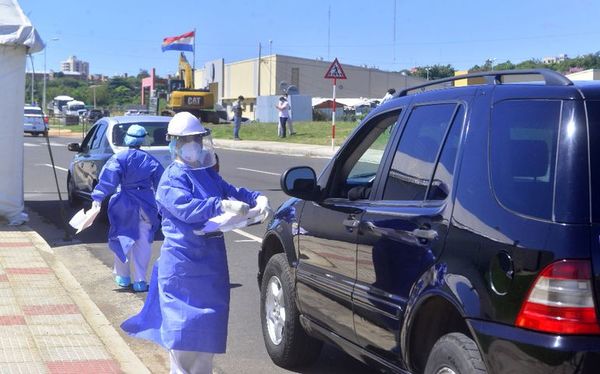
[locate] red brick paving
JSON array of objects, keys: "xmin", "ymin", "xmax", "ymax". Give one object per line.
[
  {"xmin": 23, "ymin": 304, "xmax": 80, "ymax": 316},
  {"xmin": 0, "ymin": 274, "xmax": 8, "ymax": 281},
  {"xmin": 5, "ymin": 267, "xmax": 52, "ymax": 274},
  {"xmin": 0, "ymin": 242, "xmax": 32, "ymax": 247},
  {"xmin": 0, "ymin": 315, "xmax": 26, "ymax": 325},
  {"xmin": 46, "ymin": 359, "xmax": 121, "ymax": 374}
]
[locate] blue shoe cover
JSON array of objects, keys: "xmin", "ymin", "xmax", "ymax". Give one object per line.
[
  {"xmin": 133, "ymin": 281, "xmax": 148, "ymax": 292},
  {"xmin": 115, "ymin": 275, "xmax": 131, "ymax": 288}
]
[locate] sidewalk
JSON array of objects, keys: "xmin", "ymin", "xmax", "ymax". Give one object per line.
[
  {"xmin": 0, "ymin": 224, "xmax": 149, "ymax": 374},
  {"xmin": 213, "ymin": 138, "xmax": 339, "ymax": 158}
]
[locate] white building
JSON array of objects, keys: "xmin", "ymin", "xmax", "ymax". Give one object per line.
[{"xmin": 61, "ymin": 55, "xmax": 89, "ymax": 78}]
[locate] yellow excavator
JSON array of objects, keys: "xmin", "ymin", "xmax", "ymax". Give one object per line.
[{"xmin": 162, "ymin": 53, "xmax": 222, "ymax": 123}]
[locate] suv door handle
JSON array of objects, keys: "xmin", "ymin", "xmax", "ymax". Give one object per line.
[{"xmin": 413, "ymin": 228, "xmax": 438, "ymax": 241}]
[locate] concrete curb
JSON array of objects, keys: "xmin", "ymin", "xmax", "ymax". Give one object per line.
[{"xmin": 22, "ymin": 226, "xmax": 151, "ymax": 374}]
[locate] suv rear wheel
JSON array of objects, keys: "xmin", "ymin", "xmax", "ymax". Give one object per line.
[
  {"xmin": 260, "ymin": 253, "xmax": 322, "ymax": 368},
  {"xmin": 424, "ymin": 333, "xmax": 487, "ymax": 374}
]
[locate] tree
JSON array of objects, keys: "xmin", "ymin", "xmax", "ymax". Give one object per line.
[{"xmin": 411, "ymin": 64, "xmax": 455, "ymax": 80}]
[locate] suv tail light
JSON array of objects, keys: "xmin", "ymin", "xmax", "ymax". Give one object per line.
[
  {"xmin": 515, "ymin": 259, "xmax": 600, "ymax": 334},
  {"xmin": 43, "ymin": 116, "xmax": 49, "ymax": 124}
]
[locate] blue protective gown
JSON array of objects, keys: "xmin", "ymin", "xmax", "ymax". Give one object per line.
[
  {"xmin": 121, "ymin": 161, "xmax": 260, "ymax": 353},
  {"xmin": 91, "ymin": 148, "xmax": 164, "ymax": 262}
]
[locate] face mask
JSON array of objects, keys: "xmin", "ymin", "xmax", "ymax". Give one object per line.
[{"xmin": 179, "ymin": 141, "xmax": 204, "ymax": 164}]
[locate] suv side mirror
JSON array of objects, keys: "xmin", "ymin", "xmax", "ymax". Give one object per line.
[
  {"xmin": 281, "ymin": 166, "xmax": 319, "ymax": 201},
  {"xmin": 67, "ymin": 143, "xmax": 81, "ymax": 152}
]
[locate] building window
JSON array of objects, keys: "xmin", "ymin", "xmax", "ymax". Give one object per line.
[{"xmin": 291, "ymin": 67, "xmax": 299, "ymax": 89}]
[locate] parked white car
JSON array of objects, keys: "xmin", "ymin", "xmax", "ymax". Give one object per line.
[{"xmin": 24, "ymin": 105, "xmax": 48, "ymax": 136}]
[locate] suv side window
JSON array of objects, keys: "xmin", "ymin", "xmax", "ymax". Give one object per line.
[
  {"xmin": 382, "ymin": 103, "xmax": 458, "ymax": 201},
  {"xmin": 427, "ymin": 105, "xmax": 465, "ymax": 201},
  {"xmin": 490, "ymin": 100, "xmax": 561, "ymax": 220},
  {"xmin": 331, "ymin": 110, "xmax": 401, "ymax": 199}
]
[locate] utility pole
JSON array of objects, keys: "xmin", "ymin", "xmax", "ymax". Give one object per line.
[
  {"xmin": 269, "ymin": 40, "xmax": 272, "ymax": 95},
  {"xmin": 30, "ymin": 55, "xmax": 35, "ymax": 105},
  {"xmin": 257, "ymin": 42, "xmax": 262, "ymax": 97},
  {"xmin": 327, "ymin": 5, "xmax": 331, "ymax": 60},
  {"xmin": 393, "ymin": 0, "xmax": 396, "ymax": 64}
]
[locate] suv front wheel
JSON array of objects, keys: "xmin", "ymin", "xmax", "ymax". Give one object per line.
[
  {"xmin": 424, "ymin": 333, "xmax": 487, "ymax": 374},
  {"xmin": 260, "ymin": 253, "xmax": 322, "ymax": 369}
]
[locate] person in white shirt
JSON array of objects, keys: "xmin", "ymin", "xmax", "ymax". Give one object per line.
[
  {"xmin": 275, "ymin": 96, "xmax": 290, "ymax": 138},
  {"xmin": 381, "ymin": 88, "xmax": 396, "ymax": 105}
]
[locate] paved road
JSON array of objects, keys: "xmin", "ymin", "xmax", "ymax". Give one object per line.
[{"xmin": 23, "ymin": 135, "xmax": 379, "ymax": 374}]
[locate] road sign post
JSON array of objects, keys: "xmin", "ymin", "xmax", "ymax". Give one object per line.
[{"xmin": 324, "ymin": 58, "xmax": 347, "ymax": 150}]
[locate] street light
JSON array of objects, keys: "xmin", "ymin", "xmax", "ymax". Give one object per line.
[
  {"xmin": 89, "ymin": 85, "xmax": 100, "ymax": 108},
  {"xmin": 42, "ymin": 37, "xmax": 59, "ymax": 115}
]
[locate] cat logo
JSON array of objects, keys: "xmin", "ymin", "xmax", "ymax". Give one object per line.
[{"xmin": 185, "ymin": 96, "xmax": 203, "ymax": 106}]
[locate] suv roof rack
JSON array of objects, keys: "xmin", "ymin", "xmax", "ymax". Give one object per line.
[{"xmin": 397, "ymin": 68, "xmax": 573, "ymax": 97}]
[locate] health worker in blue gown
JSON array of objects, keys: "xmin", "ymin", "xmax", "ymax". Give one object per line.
[
  {"xmin": 121, "ymin": 112, "xmax": 273, "ymax": 374},
  {"xmin": 91, "ymin": 124, "xmax": 164, "ymax": 292}
]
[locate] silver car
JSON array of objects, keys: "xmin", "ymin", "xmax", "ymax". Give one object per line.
[
  {"xmin": 66, "ymin": 116, "xmax": 173, "ymax": 206},
  {"xmin": 24, "ymin": 105, "xmax": 48, "ymax": 136}
]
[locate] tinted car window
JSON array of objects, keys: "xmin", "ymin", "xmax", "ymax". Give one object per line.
[
  {"xmin": 80, "ymin": 125, "xmax": 98, "ymax": 152},
  {"xmin": 90, "ymin": 124, "xmax": 107, "ymax": 150},
  {"xmin": 427, "ymin": 105, "xmax": 465, "ymax": 201},
  {"xmin": 490, "ymin": 100, "xmax": 560, "ymax": 220},
  {"xmin": 383, "ymin": 103, "xmax": 457, "ymax": 201},
  {"xmin": 112, "ymin": 122, "xmax": 170, "ymax": 146}
]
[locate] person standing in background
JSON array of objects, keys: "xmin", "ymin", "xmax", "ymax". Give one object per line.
[
  {"xmin": 232, "ymin": 95, "xmax": 244, "ymax": 140},
  {"xmin": 275, "ymin": 96, "xmax": 290, "ymax": 138},
  {"xmin": 284, "ymin": 93, "xmax": 296, "ymax": 136}
]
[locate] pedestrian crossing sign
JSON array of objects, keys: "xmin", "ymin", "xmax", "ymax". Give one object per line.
[{"xmin": 324, "ymin": 58, "xmax": 347, "ymax": 80}]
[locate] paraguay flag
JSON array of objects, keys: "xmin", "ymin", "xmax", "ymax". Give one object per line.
[{"xmin": 162, "ymin": 30, "xmax": 194, "ymax": 52}]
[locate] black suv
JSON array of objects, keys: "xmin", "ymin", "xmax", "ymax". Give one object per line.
[{"xmin": 257, "ymin": 69, "xmax": 600, "ymax": 373}]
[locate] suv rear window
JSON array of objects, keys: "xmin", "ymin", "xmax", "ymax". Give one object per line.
[
  {"xmin": 112, "ymin": 122, "xmax": 169, "ymax": 146},
  {"xmin": 490, "ymin": 100, "xmax": 561, "ymax": 220}
]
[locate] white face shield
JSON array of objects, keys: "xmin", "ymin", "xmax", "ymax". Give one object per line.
[{"xmin": 169, "ymin": 133, "xmax": 217, "ymax": 169}]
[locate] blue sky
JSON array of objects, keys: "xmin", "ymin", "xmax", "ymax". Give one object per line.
[{"xmin": 19, "ymin": 0, "xmax": 600, "ymax": 77}]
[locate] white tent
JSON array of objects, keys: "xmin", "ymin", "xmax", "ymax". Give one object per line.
[{"xmin": 0, "ymin": 0, "xmax": 44, "ymax": 225}]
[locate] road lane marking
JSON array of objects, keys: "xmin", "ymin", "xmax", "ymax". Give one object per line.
[
  {"xmin": 24, "ymin": 143, "xmax": 38, "ymax": 147},
  {"xmin": 237, "ymin": 167, "xmax": 279, "ymax": 176},
  {"xmin": 234, "ymin": 239, "xmax": 258, "ymax": 243},
  {"xmin": 38, "ymin": 164, "xmax": 68, "ymax": 172},
  {"xmin": 232, "ymin": 229, "xmax": 262, "ymax": 243}
]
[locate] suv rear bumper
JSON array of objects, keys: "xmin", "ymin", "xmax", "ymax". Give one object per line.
[{"xmin": 469, "ymin": 319, "xmax": 600, "ymax": 373}]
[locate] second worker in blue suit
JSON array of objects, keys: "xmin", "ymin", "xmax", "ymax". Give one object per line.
[{"xmin": 91, "ymin": 124, "xmax": 164, "ymax": 292}]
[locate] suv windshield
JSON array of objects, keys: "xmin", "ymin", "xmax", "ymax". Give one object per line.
[
  {"xmin": 112, "ymin": 122, "xmax": 169, "ymax": 147},
  {"xmin": 25, "ymin": 108, "xmax": 43, "ymax": 115}
]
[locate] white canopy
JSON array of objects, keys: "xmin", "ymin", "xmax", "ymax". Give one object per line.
[
  {"xmin": 0, "ymin": 0, "xmax": 44, "ymax": 225},
  {"xmin": 0, "ymin": 0, "xmax": 44, "ymax": 52}
]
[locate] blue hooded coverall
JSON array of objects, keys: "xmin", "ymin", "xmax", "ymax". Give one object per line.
[
  {"xmin": 91, "ymin": 149, "xmax": 164, "ymax": 262},
  {"xmin": 121, "ymin": 161, "xmax": 260, "ymax": 353}
]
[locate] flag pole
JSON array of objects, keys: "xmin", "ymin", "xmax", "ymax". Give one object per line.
[{"xmin": 192, "ymin": 27, "xmax": 196, "ymax": 72}]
